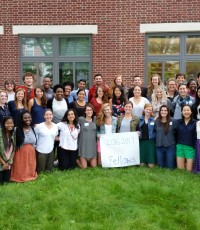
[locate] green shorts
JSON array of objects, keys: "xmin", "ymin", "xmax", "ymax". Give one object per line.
[{"xmin": 176, "ymin": 144, "xmax": 195, "ymax": 159}]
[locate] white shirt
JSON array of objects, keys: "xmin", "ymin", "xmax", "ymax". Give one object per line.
[
  {"xmin": 57, "ymin": 122, "xmax": 80, "ymax": 150},
  {"xmin": 7, "ymin": 92, "xmax": 15, "ymax": 102},
  {"xmin": 129, "ymin": 97, "xmax": 149, "ymax": 117},
  {"xmin": 34, "ymin": 122, "xmax": 58, "ymax": 153},
  {"xmin": 105, "ymin": 124, "xmax": 113, "ymax": 134},
  {"xmin": 197, "ymin": 121, "xmax": 200, "ymax": 139},
  {"xmin": 52, "ymin": 98, "xmax": 68, "ymax": 124}
]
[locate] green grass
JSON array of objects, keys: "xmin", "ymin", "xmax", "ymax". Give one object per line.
[{"xmin": 0, "ymin": 167, "xmax": 200, "ymax": 230}]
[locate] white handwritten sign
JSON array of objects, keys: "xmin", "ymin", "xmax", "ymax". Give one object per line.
[{"xmin": 100, "ymin": 132, "xmax": 140, "ymax": 168}]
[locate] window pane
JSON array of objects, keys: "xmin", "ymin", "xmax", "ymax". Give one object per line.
[
  {"xmin": 164, "ymin": 61, "xmax": 179, "ymax": 82},
  {"xmin": 59, "ymin": 37, "xmax": 90, "ymax": 56},
  {"xmin": 186, "ymin": 61, "xmax": 200, "ymax": 79},
  {"xmin": 148, "ymin": 36, "xmax": 180, "ymax": 55},
  {"xmin": 22, "ymin": 62, "xmax": 37, "ymax": 75},
  {"xmin": 39, "ymin": 62, "xmax": 53, "ymax": 85},
  {"xmin": 22, "ymin": 37, "xmax": 53, "ymax": 57},
  {"xmin": 186, "ymin": 36, "xmax": 200, "ymax": 54},
  {"xmin": 75, "ymin": 62, "xmax": 89, "ymax": 88},
  {"xmin": 59, "ymin": 62, "xmax": 73, "ymax": 84},
  {"xmin": 148, "ymin": 62, "xmax": 162, "ymax": 82}
]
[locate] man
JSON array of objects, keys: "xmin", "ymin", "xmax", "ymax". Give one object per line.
[
  {"xmin": 70, "ymin": 79, "xmax": 89, "ymax": 102},
  {"xmin": 63, "ymin": 82, "xmax": 74, "ymax": 103},
  {"xmin": 175, "ymin": 72, "xmax": 186, "ymax": 86},
  {"xmin": 128, "ymin": 75, "xmax": 147, "ymax": 99},
  {"xmin": 16, "ymin": 72, "xmax": 35, "ymax": 102},
  {"xmin": 88, "ymin": 74, "xmax": 109, "ymax": 102},
  {"xmin": 43, "ymin": 76, "xmax": 54, "ymax": 100},
  {"xmin": 4, "ymin": 80, "xmax": 15, "ymax": 102}
]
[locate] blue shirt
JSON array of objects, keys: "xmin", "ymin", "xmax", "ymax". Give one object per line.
[{"xmin": 176, "ymin": 119, "xmax": 196, "ymax": 148}]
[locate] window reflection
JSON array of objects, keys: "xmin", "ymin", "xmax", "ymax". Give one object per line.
[
  {"xmin": 186, "ymin": 62, "xmax": 200, "ymax": 79},
  {"xmin": 148, "ymin": 36, "xmax": 180, "ymax": 55},
  {"xmin": 22, "ymin": 38, "xmax": 53, "ymax": 57},
  {"xmin": 186, "ymin": 36, "xmax": 200, "ymax": 54}
]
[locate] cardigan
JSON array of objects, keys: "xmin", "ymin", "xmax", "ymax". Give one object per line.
[{"xmin": 116, "ymin": 115, "xmax": 139, "ymax": 133}]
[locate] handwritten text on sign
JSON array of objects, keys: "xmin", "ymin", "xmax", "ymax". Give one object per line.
[{"xmin": 100, "ymin": 132, "xmax": 140, "ymax": 168}]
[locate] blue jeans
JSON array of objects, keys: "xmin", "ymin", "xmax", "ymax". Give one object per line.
[{"xmin": 156, "ymin": 146, "xmax": 176, "ymax": 169}]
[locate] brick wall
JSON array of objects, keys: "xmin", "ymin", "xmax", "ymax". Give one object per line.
[{"xmin": 0, "ymin": 0, "xmax": 200, "ymax": 88}]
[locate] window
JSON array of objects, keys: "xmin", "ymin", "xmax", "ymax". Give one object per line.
[
  {"xmin": 20, "ymin": 35, "xmax": 92, "ymax": 87},
  {"xmin": 146, "ymin": 33, "xmax": 200, "ymax": 84}
]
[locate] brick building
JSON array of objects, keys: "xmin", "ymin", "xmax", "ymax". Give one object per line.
[{"xmin": 1, "ymin": 0, "xmax": 200, "ymax": 88}]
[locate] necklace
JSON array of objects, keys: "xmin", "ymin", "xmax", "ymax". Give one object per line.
[
  {"xmin": 23, "ymin": 127, "xmax": 30, "ymax": 132},
  {"xmin": 68, "ymin": 125, "xmax": 78, "ymax": 140}
]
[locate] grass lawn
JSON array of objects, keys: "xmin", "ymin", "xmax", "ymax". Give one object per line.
[{"xmin": 0, "ymin": 166, "xmax": 200, "ymax": 230}]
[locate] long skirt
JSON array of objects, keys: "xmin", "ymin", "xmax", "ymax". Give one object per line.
[{"xmin": 11, "ymin": 144, "xmax": 37, "ymax": 182}]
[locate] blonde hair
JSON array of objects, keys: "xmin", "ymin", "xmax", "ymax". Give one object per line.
[
  {"xmin": 0, "ymin": 90, "xmax": 8, "ymax": 97},
  {"xmin": 147, "ymin": 74, "xmax": 163, "ymax": 98},
  {"xmin": 96, "ymin": 103, "xmax": 111, "ymax": 126},
  {"xmin": 151, "ymin": 86, "xmax": 167, "ymax": 103}
]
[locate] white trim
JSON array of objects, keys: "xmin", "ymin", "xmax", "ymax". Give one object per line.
[
  {"xmin": 12, "ymin": 25, "xmax": 98, "ymax": 34},
  {"xmin": 0, "ymin": 26, "xmax": 3, "ymax": 34},
  {"xmin": 140, "ymin": 23, "xmax": 200, "ymax": 33}
]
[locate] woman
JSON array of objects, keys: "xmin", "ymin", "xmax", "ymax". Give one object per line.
[
  {"xmin": 96, "ymin": 103, "xmax": 117, "ymax": 165},
  {"xmin": 187, "ymin": 79, "xmax": 197, "ymax": 99},
  {"xmin": 34, "ymin": 109, "xmax": 58, "ymax": 173},
  {"xmin": 192, "ymin": 86, "xmax": 200, "ymax": 120},
  {"xmin": 166, "ymin": 78, "xmax": 178, "ymax": 102},
  {"xmin": 109, "ymin": 75, "xmax": 128, "ymax": 98},
  {"xmin": 8, "ymin": 88, "xmax": 27, "ymax": 126},
  {"xmin": 78, "ymin": 103, "xmax": 97, "ymax": 169},
  {"xmin": 0, "ymin": 116, "xmax": 15, "ymax": 184},
  {"xmin": 129, "ymin": 85, "xmax": 149, "ymax": 117},
  {"xmin": 139, "ymin": 104, "xmax": 155, "ymax": 167},
  {"xmin": 0, "ymin": 90, "xmax": 10, "ymax": 127},
  {"xmin": 57, "ymin": 109, "xmax": 80, "ymax": 170},
  {"xmin": 194, "ymin": 121, "xmax": 200, "ymax": 173},
  {"xmin": 28, "ymin": 85, "xmax": 47, "ymax": 126},
  {"xmin": 151, "ymin": 86, "xmax": 171, "ymax": 118},
  {"xmin": 69, "ymin": 89, "xmax": 87, "ymax": 117},
  {"xmin": 176, "ymin": 105, "xmax": 196, "ymax": 172},
  {"xmin": 147, "ymin": 74, "xmax": 164, "ymax": 100},
  {"xmin": 11, "ymin": 111, "xmax": 37, "ymax": 182},
  {"xmin": 47, "ymin": 84, "xmax": 68, "ymax": 163},
  {"xmin": 116, "ymin": 101, "xmax": 139, "ymax": 133},
  {"xmin": 90, "ymin": 86, "xmax": 108, "ymax": 116},
  {"xmin": 154, "ymin": 105, "xmax": 176, "ymax": 169},
  {"xmin": 47, "ymin": 84, "xmax": 68, "ymax": 124},
  {"xmin": 172, "ymin": 83, "xmax": 195, "ymax": 119},
  {"xmin": 109, "ymin": 85, "xmax": 126, "ymax": 117}
]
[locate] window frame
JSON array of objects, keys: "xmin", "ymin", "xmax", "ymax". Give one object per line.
[
  {"xmin": 19, "ymin": 34, "xmax": 92, "ymax": 87},
  {"xmin": 145, "ymin": 32, "xmax": 200, "ymax": 85}
]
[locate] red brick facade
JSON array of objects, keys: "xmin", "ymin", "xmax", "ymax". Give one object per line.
[{"xmin": 1, "ymin": 0, "xmax": 200, "ymax": 88}]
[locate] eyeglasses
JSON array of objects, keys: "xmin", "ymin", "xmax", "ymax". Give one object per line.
[{"xmin": 6, "ymin": 82, "xmax": 13, "ymax": 85}]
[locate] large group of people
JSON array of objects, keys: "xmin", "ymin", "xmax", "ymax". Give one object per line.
[{"xmin": 1, "ymin": 71, "xmax": 200, "ymax": 185}]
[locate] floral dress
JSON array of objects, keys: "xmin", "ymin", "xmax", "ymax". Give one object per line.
[{"xmin": 112, "ymin": 100, "xmax": 125, "ymax": 117}]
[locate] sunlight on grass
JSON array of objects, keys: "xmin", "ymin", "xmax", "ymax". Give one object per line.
[{"xmin": 0, "ymin": 167, "xmax": 200, "ymax": 229}]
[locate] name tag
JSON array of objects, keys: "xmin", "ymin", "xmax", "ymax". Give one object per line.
[
  {"xmin": 170, "ymin": 122, "xmax": 172, "ymax": 125},
  {"xmin": 150, "ymin": 122, "xmax": 154, "ymax": 125},
  {"xmin": 84, "ymin": 123, "xmax": 89, "ymax": 127}
]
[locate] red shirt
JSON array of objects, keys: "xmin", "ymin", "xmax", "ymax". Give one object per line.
[
  {"xmin": 90, "ymin": 97, "xmax": 102, "ymax": 116},
  {"xmin": 88, "ymin": 84, "xmax": 109, "ymax": 102}
]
